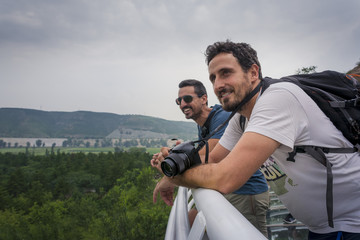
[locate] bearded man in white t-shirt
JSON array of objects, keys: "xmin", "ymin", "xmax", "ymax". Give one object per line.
[{"xmin": 153, "ymin": 40, "xmax": 360, "ymax": 240}]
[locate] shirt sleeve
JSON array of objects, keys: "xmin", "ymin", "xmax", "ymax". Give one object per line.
[
  {"xmin": 219, "ymin": 113, "xmax": 245, "ymax": 151},
  {"xmin": 245, "ymin": 84, "xmax": 308, "ymax": 152}
]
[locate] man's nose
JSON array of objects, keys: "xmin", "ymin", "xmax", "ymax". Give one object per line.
[
  {"xmin": 180, "ymin": 100, "xmax": 189, "ymax": 108},
  {"xmin": 213, "ymin": 78, "xmax": 225, "ymax": 93}
]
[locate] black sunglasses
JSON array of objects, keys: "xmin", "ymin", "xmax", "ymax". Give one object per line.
[{"xmin": 176, "ymin": 95, "xmax": 196, "ymax": 105}]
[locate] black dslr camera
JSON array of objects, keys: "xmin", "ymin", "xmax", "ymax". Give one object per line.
[{"xmin": 161, "ymin": 141, "xmax": 201, "ymax": 177}]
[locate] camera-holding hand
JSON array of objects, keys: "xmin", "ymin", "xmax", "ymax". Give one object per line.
[{"xmin": 161, "ymin": 141, "xmax": 201, "ymax": 177}]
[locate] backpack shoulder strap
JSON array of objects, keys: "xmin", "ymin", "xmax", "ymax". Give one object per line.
[
  {"xmin": 200, "ymin": 109, "xmax": 216, "ymax": 138},
  {"xmin": 287, "ymin": 145, "xmax": 358, "ymax": 228},
  {"xmin": 239, "ymin": 115, "xmax": 246, "ymax": 131}
]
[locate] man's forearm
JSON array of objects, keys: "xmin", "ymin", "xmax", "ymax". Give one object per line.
[
  {"xmin": 169, "ymin": 132, "xmax": 279, "ymax": 194},
  {"xmin": 170, "ymin": 162, "xmax": 221, "ymax": 190}
]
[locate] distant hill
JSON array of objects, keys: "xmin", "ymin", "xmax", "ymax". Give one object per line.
[{"xmin": 0, "ymin": 108, "xmax": 197, "ymax": 140}]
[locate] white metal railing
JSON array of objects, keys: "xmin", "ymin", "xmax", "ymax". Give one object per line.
[{"xmin": 164, "ymin": 187, "xmax": 267, "ymax": 240}]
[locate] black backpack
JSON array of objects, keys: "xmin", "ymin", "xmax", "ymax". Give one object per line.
[{"xmin": 261, "ymin": 70, "xmax": 360, "ymax": 228}]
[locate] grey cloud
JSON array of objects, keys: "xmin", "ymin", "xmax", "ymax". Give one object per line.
[{"xmin": 0, "ymin": 0, "xmax": 359, "ymax": 121}]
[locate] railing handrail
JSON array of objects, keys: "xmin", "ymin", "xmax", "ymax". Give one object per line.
[{"xmin": 164, "ymin": 187, "xmax": 267, "ymax": 240}]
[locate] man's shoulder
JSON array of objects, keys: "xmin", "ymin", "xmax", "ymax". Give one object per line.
[
  {"xmin": 209, "ymin": 105, "xmax": 231, "ymax": 134},
  {"xmin": 212, "ymin": 104, "xmax": 231, "ymax": 116},
  {"xmin": 263, "ymin": 81, "xmax": 306, "ymax": 96}
]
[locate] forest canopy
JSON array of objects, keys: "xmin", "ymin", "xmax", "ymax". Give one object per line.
[{"xmin": 0, "ymin": 149, "xmax": 170, "ymax": 240}]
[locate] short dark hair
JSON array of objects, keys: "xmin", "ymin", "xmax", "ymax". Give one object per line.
[
  {"xmin": 178, "ymin": 79, "xmax": 207, "ymax": 97},
  {"xmin": 205, "ymin": 40, "xmax": 263, "ymax": 79}
]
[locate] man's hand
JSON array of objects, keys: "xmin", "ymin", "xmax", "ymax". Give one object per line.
[
  {"xmin": 150, "ymin": 146, "xmax": 172, "ymax": 173},
  {"xmin": 153, "ymin": 177, "xmax": 176, "ymax": 206},
  {"xmin": 150, "ymin": 152, "xmax": 164, "ymax": 172},
  {"xmin": 160, "ymin": 146, "xmax": 171, "ymax": 158}
]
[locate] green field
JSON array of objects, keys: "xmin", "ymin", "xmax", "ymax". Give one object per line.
[{"xmin": 0, "ymin": 147, "xmax": 161, "ymax": 155}]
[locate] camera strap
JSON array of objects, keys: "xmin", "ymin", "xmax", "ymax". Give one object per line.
[
  {"xmin": 204, "ymin": 141, "xmax": 209, "ymax": 163},
  {"xmin": 194, "ymin": 80, "xmax": 263, "ymax": 162},
  {"xmin": 201, "ymin": 109, "xmax": 216, "ymax": 138}
]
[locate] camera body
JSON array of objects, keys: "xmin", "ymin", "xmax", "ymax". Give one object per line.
[{"xmin": 161, "ymin": 141, "xmax": 201, "ymax": 177}]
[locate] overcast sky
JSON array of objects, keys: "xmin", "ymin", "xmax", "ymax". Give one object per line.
[{"xmin": 1, "ymin": 0, "xmax": 359, "ymax": 121}]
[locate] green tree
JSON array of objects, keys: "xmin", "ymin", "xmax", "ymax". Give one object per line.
[
  {"xmin": 62, "ymin": 140, "xmax": 68, "ymax": 147},
  {"xmin": 28, "ymin": 200, "xmax": 81, "ymax": 239},
  {"xmin": 94, "ymin": 139, "xmax": 99, "ymax": 148},
  {"xmin": 296, "ymin": 66, "xmax": 317, "ymax": 74},
  {"xmin": 35, "ymin": 139, "xmax": 42, "ymax": 147},
  {"xmin": 100, "ymin": 138, "xmax": 112, "ymax": 147},
  {"xmin": 53, "ymin": 177, "xmax": 73, "ymax": 199},
  {"xmin": 6, "ymin": 168, "xmax": 28, "ymax": 197},
  {"xmin": 347, "ymin": 60, "xmax": 360, "ymax": 82},
  {"xmin": 0, "ymin": 151, "xmax": 170, "ymax": 239},
  {"xmin": 27, "ymin": 181, "xmax": 52, "ymax": 206},
  {"xmin": 0, "ymin": 185, "xmax": 11, "ymax": 210},
  {"xmin": 0, "ymin": 208, "xmax": 30, "ymax": 240},
  {"xmin": 88, "ymin": 167, "xmax": 170, "ymax": 239}
]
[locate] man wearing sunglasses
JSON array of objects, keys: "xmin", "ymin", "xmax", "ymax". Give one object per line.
[
  {"xmin": 176, "ymin": 79, "xmax": 230, "ymax": 150},
  {"xmin": 152, "ymin": 79, "xmax": 269, "ymax": 236}
]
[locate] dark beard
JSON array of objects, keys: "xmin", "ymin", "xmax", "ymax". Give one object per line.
[
  {"xmin": 191, "ymin": 110, "xmax": 202, "ymax": 121},
  {"xmin": 183, "ymin": 107, "xmax": 201, "ymax": 121},
  {"xmin": 221, "ymin": 98, "xmax": 242, "ymax": 112},
  {"xmin": 220, "ymin": 88, "xmax": 252, "ymax": 112}
]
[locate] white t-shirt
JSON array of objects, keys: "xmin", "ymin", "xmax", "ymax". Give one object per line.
[
  {"xmin": 219, "ymin": 113, "xmax": 246, "ymax": 150},
  {"xmin": 224, "ymin": 82, "xmax": 360, "ymax": 233}
]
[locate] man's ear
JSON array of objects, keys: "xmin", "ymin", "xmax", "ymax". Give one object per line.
[
  {"xmin": 201, "ymin": 94, "xmax": 208, "ymax": 105},
  {"xmin": 249, "ymin": 64, "xmax": 260, "ymax": 82}
]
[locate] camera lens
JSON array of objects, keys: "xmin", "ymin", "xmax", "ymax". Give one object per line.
[{"xmin": 161, "ymin": 159, "xmax": 178, "ymax": 177}]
